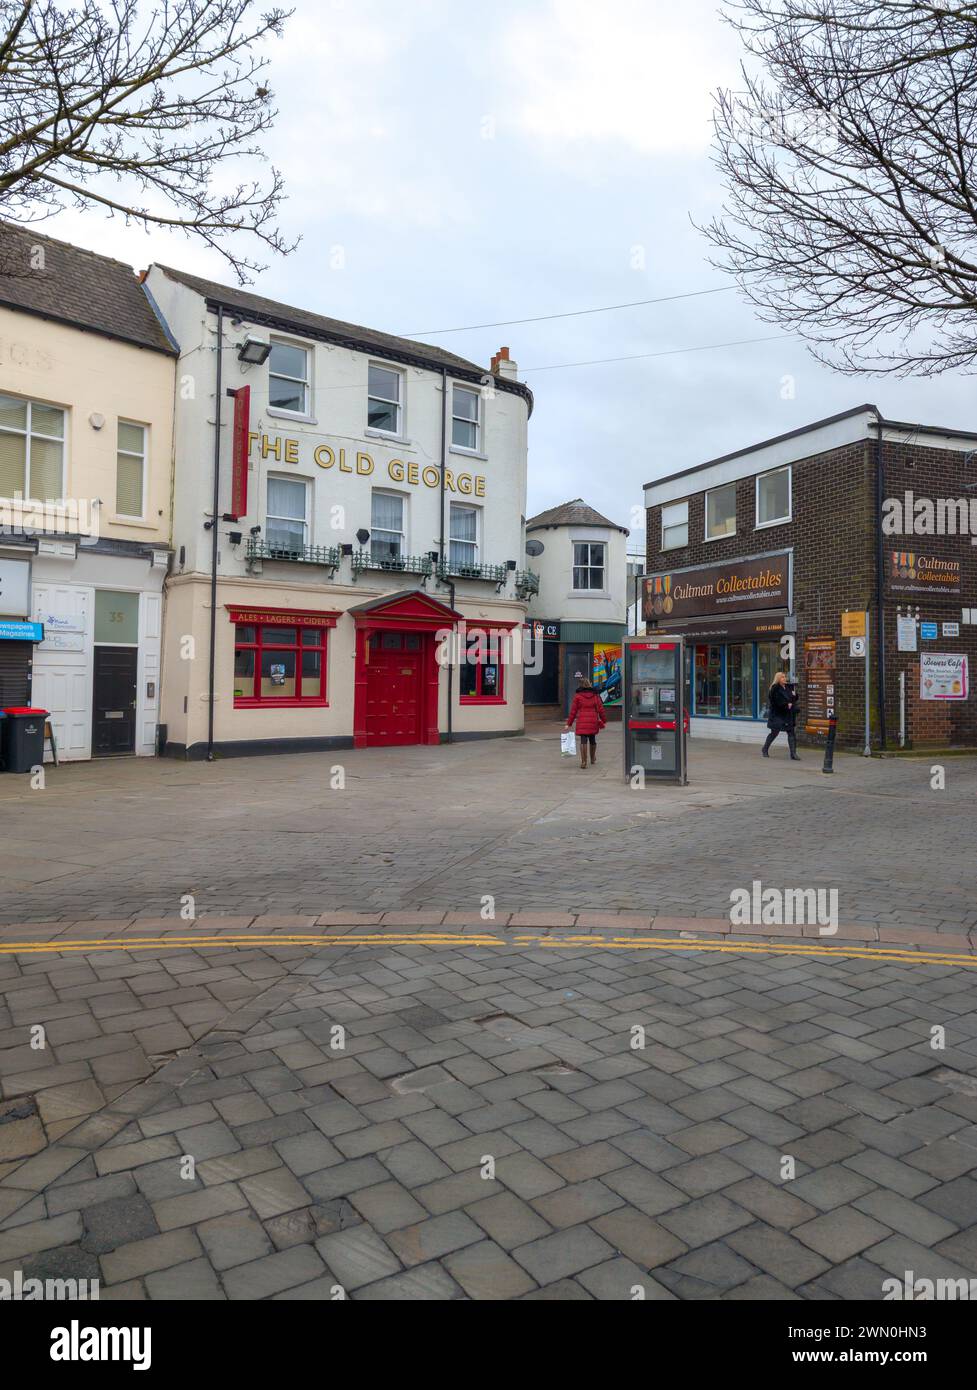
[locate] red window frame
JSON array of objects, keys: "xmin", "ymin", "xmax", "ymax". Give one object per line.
[
  {"xmin": 233, "ymin": 621, "xmax": 329, "ymax": 709},
  {"xmin": 459, "ymin": 627, "xmax": 507, "ymax": 705}
]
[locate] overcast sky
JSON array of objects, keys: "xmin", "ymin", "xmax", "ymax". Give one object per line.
[{"xmin": 47, "ymin": 0, "xmax": 977, "ymax": 542}]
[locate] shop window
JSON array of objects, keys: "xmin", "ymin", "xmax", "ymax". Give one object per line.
[
  {"xmin": 694, "ymin": 644, "xmax": 723, "ymax": 715},
  {"xmin": 572, "ymin": 541, "xmax": 606, "ymax": 591},
  {"xmin": 368, "ymin": 364, "xmax": 403, "ymax": 434},
  {"xmin": 116, "ymin": 421, "xmax": 147, "ymax": 518},
  {"xmin": 705, "ymin": 483, "xmax": 737, "ymax": 540},
  {"xmin": 269, "ymin": 341, "xmax": 310, "ymax": 415},
  {"xmin": 234, "ymin": 622, "xmax": 327, "ymax": 706},
  {"xmin": 661, "ymin": 500, "xmax": 688, "ymax": 550},
  {"xmin": 757, "ymin": 641, "xmax": 788, "ymax": 718},
  {"xmin": 266, "ymin": 476, "xmax": 308, "ymax": 554},
  {"xmin": 0, "ymin": 393, "xmax": 65, "ymax": 501},
  {"xmin": 726, "ymin": 643, "xmax": 755, "ymax": 718},
  {"xmin": 460, "ymin": 629, "xmax": 505, "ymax": 703},
  {"xmin": 756, "ymin": 466, "xmax": 791, "ymax": 527},
  {"xmin": 452, "ymin": 385, "xmax": 481, "ymax": 451}
]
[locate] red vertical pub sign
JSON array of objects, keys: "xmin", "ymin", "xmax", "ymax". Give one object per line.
[{"xmin": 230, "ymin": 384, "xmax": 250, "ymax": 520}]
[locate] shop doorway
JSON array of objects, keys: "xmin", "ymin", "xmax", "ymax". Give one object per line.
[
  {"xmin": 92, "ymin": 647, "xmax": 137, "ymax": 755},
  {"xmin": 364, "ymin": 631, "xmax": 424, "ymax": 746},
  {"xmin": 562, "ymin": 644, "xmax": 593, "ymax": 717}
]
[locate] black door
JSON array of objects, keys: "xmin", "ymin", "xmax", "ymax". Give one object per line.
[
  {"xmin": 562, "ymin": 644, "xmax": 594, "ymax": 717},
  {"xmin": 93, "ymin": 648, "xmax": 137, "ymax": 755}
]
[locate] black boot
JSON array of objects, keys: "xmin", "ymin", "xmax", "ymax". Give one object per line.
[
  {"xmin": 762, "ymin": 732, "xmax": 775, "ymax": 757},
  {"xmin": 788, "ymin": 731, "xmax": 801, "ymax": 761}
]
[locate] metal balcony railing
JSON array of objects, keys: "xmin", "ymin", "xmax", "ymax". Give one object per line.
[
  {"xmin": 351, "ymin": 549, "xmax": 434, "ymax": 576},
  {"xmin": 246, "ymin": 538, "xmax": 341, "ymax": 566},
  {"xmin": 515, "ymin": 569, "xmax": 540, "ymax": 597},
  {"xmin": 436, "ymin": 559, "xmax": 509, "ymax": 583}
]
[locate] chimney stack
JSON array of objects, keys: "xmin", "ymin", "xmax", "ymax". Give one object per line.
[{"xmin": 490, "ymin": 345, "xmax": 517, "ymax": 379}]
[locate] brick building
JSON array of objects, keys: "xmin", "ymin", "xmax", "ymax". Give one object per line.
[{"xmin": 643, "ymin": 407, "xmax": 977, "ymax": 750}]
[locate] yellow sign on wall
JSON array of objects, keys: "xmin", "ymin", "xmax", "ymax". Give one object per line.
[{"xmin": 841, "ymin": 611, "xmax": 866, "ymax": 637}]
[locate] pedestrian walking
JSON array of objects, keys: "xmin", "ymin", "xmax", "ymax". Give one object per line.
[
  {"xmin": 762, "ymin": 671, "xmax": 801, "ymax": 760},
  {"xmin": 565, "ymin": 676, "xmax": 606, "ymax": 769}
]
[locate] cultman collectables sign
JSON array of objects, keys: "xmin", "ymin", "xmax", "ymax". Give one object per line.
[
  {"xmin": 888, "ymin": 550, "xmax": 961, "ymax": 597},
  {"xmin": 643, "ymin": 553, "xmax": 790, "ymax": 623}
]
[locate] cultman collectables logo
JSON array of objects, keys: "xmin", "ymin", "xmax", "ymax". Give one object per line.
[{"xmin": 888, "ymin": 549, "xmax": 961, "ymax": 595}]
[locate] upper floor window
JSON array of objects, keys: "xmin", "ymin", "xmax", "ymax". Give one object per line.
[
  {"xmin": 116, "ymin": 421, "xmax": 146, "ymax": 518},
  {"xmin": 371, "ymin": 490, "xmax": 405, "ymax": 561},
  {"xmin": 705, "ymin": 483, "xmax": 737, "ymax": 540},
  {"xmin": 661, "ymin": 500, "xmax": 688, "ymax": 550},
  {"xmin": 449, "ymin": 503, "xmax": 478, "ymax": 568},
  {"xmin": 452, "ymin": 385, "xmax": 480, "ymax": 451},
  {"xmin": 756, "ymin": 466, "xmax": 791, "ymax": 527},
  {"xmin": 269, "ymin": 341, "xmax": 310, "ymax": 415},
  {"xmin": 265, "ymin": 476, "xmax": 308, "ymax": 554},
  {"xmin": 572, "ymin": 541, "xmax": 605, "ymax": 591},
  {"xmin": 0, "ymin": 393, "xmax": 64, "ymax": 500},
  {"xmin": 368, "ymin": 364, "xmax": 402, "ymax": 435}
]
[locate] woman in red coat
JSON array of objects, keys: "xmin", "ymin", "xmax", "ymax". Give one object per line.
[{"xmin": 565, "ymin": 678, "xmax": 607, "ymax": 768}]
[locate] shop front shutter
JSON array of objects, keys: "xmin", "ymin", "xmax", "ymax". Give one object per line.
[{"xmin": 0, "ymin": 643, "xmax": 31, "ymax": 707}]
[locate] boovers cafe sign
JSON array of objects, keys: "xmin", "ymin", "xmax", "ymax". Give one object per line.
[
  {"xmin": 247, "ymin": 432, "xmax": 487, "ymax": 497},
  {"xmin": 643, "ymin": 552, "xmax": 791, "ymax": 624}
]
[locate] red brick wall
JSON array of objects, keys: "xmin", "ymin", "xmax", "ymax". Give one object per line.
[{"xmin": 646, "ymin": 434, "xmax": 976, "ymax": 749}]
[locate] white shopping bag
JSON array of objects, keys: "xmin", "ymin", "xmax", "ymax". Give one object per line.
[{"xmin": 560, "ymin": 730, "xmax": 576, "ymax": 756}]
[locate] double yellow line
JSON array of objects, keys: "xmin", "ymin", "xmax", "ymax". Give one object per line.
[{"xmin": 0, "ymin": 932, "xmax": 974, "ymax": 969}]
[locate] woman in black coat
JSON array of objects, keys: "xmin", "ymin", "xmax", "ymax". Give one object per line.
[{"xmin": 762, "ymin": 671, "xmax": 801, "ymax": 759}]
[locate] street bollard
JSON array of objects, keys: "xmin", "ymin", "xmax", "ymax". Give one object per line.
[{"xmin": 822, "ymin": 718, "xmax": 837, "ymax": 774}]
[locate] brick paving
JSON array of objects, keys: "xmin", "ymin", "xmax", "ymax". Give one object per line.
[
  {"xmin": 0, "ymin": 729, "xmax": 975, "ymax": 937},
  {"xmin": 2, "ymin": 930, "xmax": 977, "ymax": 1300}
]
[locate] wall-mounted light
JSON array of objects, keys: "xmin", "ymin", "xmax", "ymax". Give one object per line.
[
  {"xmin": 249, "ymin": 525, "xmax": 262, "ymax": 536},
  {"xmin": 506, "ymin": 559, "xmax": 518, "ymax": 570},
  {"xmin": 340, "ymin": 543, "xmax": 354, "ymax": 556},
  {"xmin": 227, "ymin": 531, "xmax": 243, "ymax": 546},
  {"xmin": 237, "ymin": 335, "xmax": 272, "ymax": 365}
]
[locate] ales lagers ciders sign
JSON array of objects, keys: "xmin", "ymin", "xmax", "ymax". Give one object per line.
[{"xmin": 643, "ymin": 553, "xmax": 790, "ymax": 623}]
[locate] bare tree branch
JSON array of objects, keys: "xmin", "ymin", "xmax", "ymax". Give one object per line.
[
  {"xmin": 701, "ymin": 0, "xmax": 977, "ymax": 374},
  {"xmin": 0, "ymin": 0, "xmax": 297, "ymax": 281}
]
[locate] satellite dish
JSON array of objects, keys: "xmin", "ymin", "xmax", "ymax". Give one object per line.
[{"xmin": 525, "ymin": 538, "xmax": 545, "ymax": 556}]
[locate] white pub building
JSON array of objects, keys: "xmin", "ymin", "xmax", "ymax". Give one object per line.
[{"xmin": 143, "ymin": 265, "xmax": 535, "ymax": 756}]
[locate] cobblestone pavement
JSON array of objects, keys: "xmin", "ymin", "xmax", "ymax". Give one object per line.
[
  {"xmin": 2, "ymin": 930, "xmax": 977, "ymax": 1300},
  {"xmin": 0, "ymin": 728, "xmax": 975, "ymax": 936}
]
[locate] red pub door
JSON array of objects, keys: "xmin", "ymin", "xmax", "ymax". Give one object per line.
[{"xmin": 364, "ymin": 632, "xmax": 424, "ymax": 745}]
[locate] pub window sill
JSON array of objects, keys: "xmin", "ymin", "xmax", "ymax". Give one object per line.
[
  {"xmin": 266, "ymin": 408, "xmax": 318, "ymax": 426},
  {"xmin": 460, "ymin": 695, "xmax": 506, "ymax": 706},
  {"xmin": 365, "ymin": 427, "xmax": 411, "ymax": 447},
  {"xmin": 233, "ymin": 697, "xmax": 330, "ymax": 710}
]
